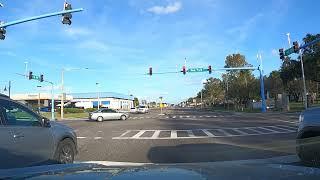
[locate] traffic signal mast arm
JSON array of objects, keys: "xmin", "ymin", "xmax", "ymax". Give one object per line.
[{"xmin": 0, "ymin": 8, "xmax": 83, "ymax": 28}]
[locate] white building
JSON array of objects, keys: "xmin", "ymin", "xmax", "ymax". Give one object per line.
[
  {"xmin": 71, "ymin": 92, "xmax": 134, "ymax": 110},
  {"xmin": 11, "ymin": 92, "xmax": 134, "ymax": 110}
]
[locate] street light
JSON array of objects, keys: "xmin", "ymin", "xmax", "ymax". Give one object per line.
[
  {"xmin": 60, "ymin": 67, "xmax": 89, "ymax": 119},
  {"xmin": 96, "ymin": 82, "xmax": 100, "ymax": 109},
  {"xmin": 201, "ymin": 79, "xmax": 207, "ymax": 109},
  {"xmin": 37, "ymin": 85, "xmax": 42, "ymax": 113}
]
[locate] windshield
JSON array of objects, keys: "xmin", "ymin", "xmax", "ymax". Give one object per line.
[{"xmin": 1, "ymin": 0, "xmax": 320, "ymax": 178}]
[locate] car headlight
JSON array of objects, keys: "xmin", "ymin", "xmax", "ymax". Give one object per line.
[{"xmin": 299, "ymin": 114, "xmax": 304, "ymax": 123}]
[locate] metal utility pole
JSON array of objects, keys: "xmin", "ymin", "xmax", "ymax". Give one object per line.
[
  {"xmin": 299, "ymin": 49, "xmax": 308, "ymax": 109},
  {"xmin": 8, "ymin": 81, "xmax": 11, "ymax": 98},
  {"xmin": 159, "ymin": 96, "xmax": 163, "ymax": 115},
  {"xmin": 286, "ymin": 33, "xmax": 291, "ymax": 48},
  {"xmin": 61, "ymin": 69, "xmax": 64, "ymax": 119},
  {"xmin": 24, "ymin": 62, "xmax": 28, "ymax": 79},
  {"xmin": 201, "ymin": 90, "xmax": 203, "ymax": 109},
  {"xmin": 96, "ymin": 82, "xmax": 100, "ymax": 109},
  {"xmin": 37, "ymin": 85, "xmax": 42, "ymax": 113}
]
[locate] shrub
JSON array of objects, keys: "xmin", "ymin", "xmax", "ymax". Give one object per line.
[
  {"xmin": 57, "ymin": 108, "xmax": 84, "ymax": 114},
  {"xmin": 85, "ymin": 108, "xmax": 98, "ymax": 112}
]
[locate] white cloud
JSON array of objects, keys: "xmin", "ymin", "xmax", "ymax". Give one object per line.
[
  {"xmin": 271, "ymin": 49, "xmax": 278, "ymax": 56},
  {"xmin": 64, "ymin": 27, "xmax": 91, "ymax": 37},
  {"xmin": 226, "ymin": 13, "xmax": 263, "ymax": 43},
  {"xmin": 147, "ymin": 2, "xmax": 182, "ymax": 15},
  {"xmin": 77, "ymin": 40, "xmax": 109, "ymax": 52}
]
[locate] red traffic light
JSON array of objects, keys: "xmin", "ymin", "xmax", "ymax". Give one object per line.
[
  {"xmin": 182, "ymin": 66, "xmax": 186, "ymax": 75},
  {"xmin": 28, "ymin": 71, "xmax": 33, "ymax": 80},
  {"xmin": 149, "ymin": 67, "xmax": 152, "ymax": 76},
  {"xmin": 62, "ymin": 2, "xmax": 72, "ymax": 25},
  {"xmin": 40, "ymin": 74, "xmax": 44, "ymax": 82},
  {"xmin": 208, "ymin": 65, "xmax": 212, "ymax": 74},
  {"xmin": 293, "ymin": 41, "xmax": 299, "ymax": 53}
]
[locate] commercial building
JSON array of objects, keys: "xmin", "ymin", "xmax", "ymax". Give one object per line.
[{"xmin": 11, "ymin": 92, "xmax": 134, "ymax": 110}]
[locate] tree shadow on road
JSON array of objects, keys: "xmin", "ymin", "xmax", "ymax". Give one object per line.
[{"xmin": 147, "ymin": 143, "xmax": 293, "ymax": 163}]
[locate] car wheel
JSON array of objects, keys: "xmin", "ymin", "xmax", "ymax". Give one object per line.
[
  {"xmin": 97, "ymin": 116, "xmax": 103, "ymax": 122},
  {"xmin": 121, "ymin": 115, "xmax": 126, "ymax": 120},
  {"xmin": 297, "ymin": 137, "xmax": 320, "ymax": 166},
  {"xmin": 54, "ymin": 138, "xmax": 76, "ymax": 164}
]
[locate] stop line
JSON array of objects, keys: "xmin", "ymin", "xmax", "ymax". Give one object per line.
[
  {"xmin": 130, "ymin": 115, "xmax": 224, "ymax": 120},
  {"xmin": 112, "ymin": 125, "xmax": 297, "ymax": 140}
]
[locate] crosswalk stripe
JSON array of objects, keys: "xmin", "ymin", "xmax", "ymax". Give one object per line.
[
  {"xmin": 245, "ymin": 127, "xmax": 264, "ymax": 134},
  {"xmin": 257, "ymin": 127, "xmax": 279, "ymax": 133},
  {"xmin": 187, "ymin": 130, "xmax": 195, "ymax": 137},
  {"xmin": 233, "ymin": 128, "xmax": 250, "ymax": 135},
  {"xmin": 179, "ymin": 116, "xmax": 183, "ymax": 118},
  {"xmin": 77, "ymin": 136, "xmax": 87, "ymax": 139},
  {"xmin": 139, "ymin": 117, "xmax": 143, "ymax": 119},
  {"xmin": 199, "ymin": 116, "xmax": 203, "ymax": 118},
  {"xmin": 269, "ymin": 126, "xmax": 296, "ymax": 132},
  {"xmin": 133, "ymin": 117, "xmax": 137, "ymax": 119},
  {"xmin": 152, "ymin": 130, "xmax": 161, "ymax": 139},
  {"xmin": 202, "ymin": 129, "xmax": 215, "ymax": 137},
  {"xmin": 206, "ymin": 116, "xmax": 211, "ymax": 118},
  {"xmin": 192, "ymin": 116, "xmax": 196, "ymax": 118},
  {"xmin": 171, "ymin": 130, "xmax": 177, "ymax": 138},
  {"xmin": 173, "ymin": 116, "xmax": 176, "ymax": 118},
  {"xmin": 216, "ymin": 129, "xmax": 232, "ymax": 136},
  {"xmin": 119, "ymin": 130, "xmax": 131, "ymax": 137},
  {"xmin": 277, "ymin": 125, "xmax": 297, "ymax": 130},
  {"xmin": 166, "ymin": 116, "xmax": 169, "ymax": 119},
  {"xmin": 132, "ymin": 130, "xmax": 146, "ymax": 138}
]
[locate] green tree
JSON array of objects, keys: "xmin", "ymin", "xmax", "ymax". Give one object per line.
[
  {"xmin": 133, "ymin": 97, "xmax": 139, "ymax": 107},
  {"xmin": 222, "ymin": 53, "xmax": 259, "ymax": 108},
  {"xmin": 198, "ymin": 77, "xmax": 225, "ymax": 106},
  {"xmin": 265, "ymin": 70, "xmax": 284, "ymax": 100}
]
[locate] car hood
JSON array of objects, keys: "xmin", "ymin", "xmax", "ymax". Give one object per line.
[{"xmin": 1, "ymin": 155, "xmax": 320, "ymax": 179}]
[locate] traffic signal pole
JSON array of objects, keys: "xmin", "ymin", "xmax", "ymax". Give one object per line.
[
  {"xmin": 0, "ymin": 8, "xmax": 83, "ymax": 28},
  {"xmin": 300, "ymin": 49, "xmax": 308, "ymax": 109}
]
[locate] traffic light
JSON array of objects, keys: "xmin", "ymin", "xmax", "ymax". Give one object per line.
[
  {"xmin": 279, "ymin": 48, "xmax": 285, "ymax": 60},
  {"xmin": 40, "ymin": 74, "xmax": 44, "ymax": 82},
  {"xmin": 182, "ymin": 66, "xmax": 186, "ymax": 75},
  {"xmin": 208, "ymin": 65, "xmax": 212, "ymax": 74},
  {"xmin": 0, "ymin": 27, "xmax": 6, "ymax": 40},
  {"xmin": 28, "ymin": 71, "xmax": 33, "ymax": 80},
  {"xmin": 62, "ymin": 2, "xmax": 72, "ymax": 25},
  {"xmin": 293, "ymin": 41, "xmax": 299, "ymax": 53},
  {"xmin": 149, "ymin": 67, "xmax": 152, "ymax": 76}
]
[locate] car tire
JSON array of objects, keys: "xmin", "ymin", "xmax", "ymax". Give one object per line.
[
  {"xmin": 297, "ymin": 137, "xmax": 320, "ymax": 166},
  {"xmin": 97, "ymin": 116, "xmax": 103, "ymax": 122},
  {"xmin": 54, "ymin": 138, "xmax": 76, "ymax": 164},
  {"xmin": 121, "ymin": 115, "xmax": 126, "ymax": 121}
]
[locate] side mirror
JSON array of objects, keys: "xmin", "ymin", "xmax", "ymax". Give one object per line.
[{"xmin": 41, "ymin": 117, "xmax": 51, "ymax": 127}]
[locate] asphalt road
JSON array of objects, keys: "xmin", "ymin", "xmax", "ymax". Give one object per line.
[{"xmin": 61, "ymin": 108, "xmax": 299, "ymax": 164}]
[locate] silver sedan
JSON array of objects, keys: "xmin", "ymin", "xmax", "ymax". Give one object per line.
[{"xmin": 89, "ymin": 108, "xmax": 129, "ymax": 121}]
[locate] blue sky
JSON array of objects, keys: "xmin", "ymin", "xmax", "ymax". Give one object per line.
[{"xmin": 0, "ymin": 0, "xmax": 319, "ymax": 103}]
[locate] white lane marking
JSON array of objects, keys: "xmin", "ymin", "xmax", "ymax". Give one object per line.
[
  {"xmin": 119, "ymin": 130, "xmax": 131, "ymax": 137},
  {"xmin": 139, "ymin": 117, "xmax": 143, "ymax": 119},
  {"xmin": 186, "ymin": 116, "xmax": 190, "ymax": 118},
  {"xmin": 268, "ymin": 126, "xmax": 296, "ymax": 132},
  {"xmin": 94, "ymin": 137, "xmax": 102, "ymax": 140},
  {"xmin": 245, "ymin": 127, "xmax": 264, "ymax": 134},
  {"xmin": 172, "ymin": 116, "xmax": 176, "ymax": 118},
  {"xmin": 133, "ymin": 117, "xmax": 137, "ymax": 119},
  {"xmin": 199, "ymin": 116, "xmax": 203, "ymax": 118},
  {"xmin": 277, "ymin": 125, "xmax": 297, "ymax": 130},
  {"xmin": 202, "ymin": 129, "xmax": 215, "ymax": 137},
  {"xmin": 206, "ymin": 116, "xmax": 211, "ymax": 118},
  {"xmin": 131, "ymin": 130, "xmax": 146, "ymax": 138},
  {"xmin": 166, "ymin": 116, "xmax": 169, "ymax": 119},
  {"xmin": 187, "ymin": 130, "xmax": 195, "ymax": 137},
  {"xmin": 152, "ymin": 130, "xmax": 161, "ymax": 139},
  {"xmin": 256, "ymin": 127, "xmax": 279, "ymax": 133},
  {"xmin": 216, "ymin": 129, "xmax": 232, "ymax": 136},
  {"xmin": 98, "ymin": 131, "xmax": 102, "ymax": 133},
  {"xmin": 213, "ymin": 115, "xmax": 217, "ymax": 118},
  {"xmin": 171, "ymin": 130, "xmax": 177, "ymax": 138},
  {"xmin": 146, "ymin": 117, "xmax": 150, "ymax": 119},
  {"xmin": 192, "ymin": 116, "xmax": 196, "ymax": 118},
  {"xmin": 179, "ymin": 116, "xmax": 183, "ymax": 118},
  {"xmin": 74, "ymin": 129, "xmax": 79, "ymax": 132},
  {"xmin": 77, "ymin": 136, "xmax": 87, "ymax": 139},
  {"xmin": 272, "ymin": 119, "xmax": 298, "ymax": 124},
  {"xmin": 233, "ymin": 128, "xmax": 250, "ymax": 135}
]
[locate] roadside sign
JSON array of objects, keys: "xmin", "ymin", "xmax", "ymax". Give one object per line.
[
  {"xmin": 187, "ymin": 68, "xmax": 207, "ymax": 73},
  {"xmin": 160, "ymin": 103, "xmax": 164, "ymax": 108},
  {"xmin": 284, "ymin": 47, "xmax": 294, "ymax": 56}
]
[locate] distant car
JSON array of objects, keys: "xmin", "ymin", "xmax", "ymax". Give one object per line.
[
  {"xmin": 137, "ymin": 105, "xmax": 149, "ymax": 114},
  {"xmin": 0, "ymin": 94, "xmax": 78, "ymax": 169},
  {"xmin": 130, "ymin": 107, "xmax": 138, "ymax": 113},
  {"xmin": 40, "ymin": 106, "xmax": 51, "ymax": 112},
  {"xmin": 89, "ymin": 108, "xmax": 129, "ymax": 121},
  {"xmin": 296, "ymin": 107, "xmax": 320, "ymax": 165}
]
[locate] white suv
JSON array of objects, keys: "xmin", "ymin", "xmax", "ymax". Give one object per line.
[{"xmin": 138, "ymin": 105, "xmax": 149, "ymax": 113}]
